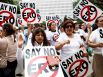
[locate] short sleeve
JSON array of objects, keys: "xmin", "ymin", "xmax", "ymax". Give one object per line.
[{"xmin": 89, "ymin": 31, "xmax": 96, "ymax": 42}]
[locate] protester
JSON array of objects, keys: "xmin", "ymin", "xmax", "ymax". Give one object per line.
[
  {"xmin": 55, "ymin": 19, "xmax": 85, "ymax": 60},
  {"xmin": 0, "ymin": 23, "xmax": 17, "ymax": 77},
  {"xmin": 88, "ymin": 16, "xmax": 103, "ymax": 77},
  {"xmin": 48, "ymin": 21, "xmax": 59, "ymax": 46},
  {"xmin": 16, "ymin": 27, "xmax": 25, "ymax": 76},
  {"xmin": 31, "ymin": 27, "xmax": 50, "ymax": 46}
]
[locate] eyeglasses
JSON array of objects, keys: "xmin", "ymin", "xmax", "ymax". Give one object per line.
[{"xmin": 99, "ymin": 29, "xmax": 103, "ymax": 38}]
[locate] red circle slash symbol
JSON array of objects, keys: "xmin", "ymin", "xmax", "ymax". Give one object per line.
[
  {"xmin": 22, "ymin": 8, "xmax": 36, "ymax": 23},
  {"xmin": 80, "ymin": 5, "xmax": 97, "ymax": 22},
  {"xmin": 27, "ymin": 56, "xmax": 58, "ymax": 77},
  {"xmin": 0, "ymin": 11, "xmax": 14, "ymax": 26},
  {"xmin": 68, "ymin": 59, "xmax": 88, "ymax": 77}
]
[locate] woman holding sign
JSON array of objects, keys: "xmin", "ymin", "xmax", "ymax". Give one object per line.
[
  {"xmin": 55, "ymin": 19, "xmax": 85, "ymax": 60},
  {"xmin": 30, "ymin": 27, "xmax": 60, "ymax": 69}
]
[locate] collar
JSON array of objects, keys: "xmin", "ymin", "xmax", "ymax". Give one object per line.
[{"xmin": 35, "ymin": 41, "xmax": 43, "ymax": 46}]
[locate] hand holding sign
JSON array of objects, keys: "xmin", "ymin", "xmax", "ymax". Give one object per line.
[{"xmin": 47, "ymin": 56, "xmax": 60, "ymax": 66}]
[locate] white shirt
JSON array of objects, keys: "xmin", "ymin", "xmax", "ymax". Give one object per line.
[
  {"xmin": 49, "ymin": 31, "xmax": 59, "ymax": 46},
  {"xmin": 57, "ymin": 33, "xmax": 83, "ymax": 60},
  {"xmin": 45, "ymin": 30, "xmax": 52, "ymax": 41},
  {"xmin": 89, "ymin": 28, "xmax": 103, "ymax": 55}
]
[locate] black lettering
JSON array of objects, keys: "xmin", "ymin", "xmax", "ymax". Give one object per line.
[
  {"xmin": 90, "ymin": 6, "xmax": 96, "ymax": 12},
  {"xmin": 82, "ymin": 14, "xmax": 88, "ymax": 21},
  {"xmin": 69, "ymin": 56, "xmax": 73, "ymax": 62},
  {"xmin": 52, "ymin": 17, "xmax": 57, "ymax": 20},
  {"xmin": 75, "ymin": 65, "xmax": 83, "ymax": 73},
  {"xmin": 20, "ymin": 3, "xmax": 28, "ymax": 9},
  {"xmin": 23, "ymin": 12, "xmax": 36, "ymax": 19},
  {"xmin": 82, "ymin": 61, "xmax": 88, "ymax": 69},
  {"xmin": 80, "ymin": 0, "xmax": 88, "ymax": 7},
  {"xmin": 0, "ymin": 16, "xmax": 15, "ymax": 24},
  {"xmin": 73, "ymin": 6, "xmax": 81, "ymax": 16},
  {"xmin": 30, "ymin": 3, "xmax": 35, "ymax": 9},
  {"xmin": 9, "ymin": 6, "xmax": 16, "ymax": 14},
  {"xmin": 31, "ymin": 49, "xmax": 36, "ymax": 57},
  {"xmin": 0, "ymin": 4, "xmax": 8, "ymax": 10},
  {"xmin": 0, "ymin": 15, "xmax": 2, "ymax": 22},
  {"xmin": 26, "ymin": 49, "xmax": 30, "ymax": 59},
  {"xmin": 69, "ymin": 69, "xmax": 76, "ymax": 77},
  {"xmin": 44, "ymin": 48, "xmax": 56, "ymax": 56},
  {"xmin": 20, "ymin": 3, "xmax": 23, "ymax": 9},
  {"xmin": 49, "ymin": 48, "xmax": 56, "ymax": 55},
  {"xmin": 75, "ymin": 52, "xmax": 81, "ymax": 59},
  {"xmin": 61, "ymin": 61, "xmax": 67, "ymax": 69},
  {"xmin": 9, "ymin": 17, "xmax": 15, "ymax": 24},
  {"xmin": 79, "ymin": 50, "xmax": 84, "ymax": 58},
  {"xmin": 46, "ymin": 16, "xmax": 51, "ymax": 21},
  {"xmin": 66, "ymin": 59, "xmax": 72, "ymax": 67},
  {"xmin": 23, "ymin": 12, "xmax": 27, "ymax": 19},
  {"xmin": 35, "ymin": 48, "xmax": 41, "ymax": 55}
]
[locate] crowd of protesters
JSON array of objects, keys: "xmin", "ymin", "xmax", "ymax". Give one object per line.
[{"xmin": 0, "ymin": 15, "xmax": 103, "ymax": 77}]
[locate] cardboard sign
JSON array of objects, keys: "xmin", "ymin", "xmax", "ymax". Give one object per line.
[
  {"xmin": 73, "ymin": 0, "xmax": 103, "ymax": 25},
  {"xmin": 23, "ymin": 46, "xmax": 64, "ymax": 77},
  {"xmin": 0, "ymin": 2, "xmax": 17, "ymax": 26},
  {"xmin": 19, "ymin": 1, "xmax": 41, "ymax": 25},
  {"xmin": 61, "ymin": 50, "xmax": 93, "ymax": 77}
]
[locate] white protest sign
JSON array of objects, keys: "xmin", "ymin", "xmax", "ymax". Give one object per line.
[
  {"xmin": 19, "ymin": 1, "xmax": 41, "ymax": 25},
  {"xmin": 61, "ymin": 50, "xmax": 93, "ymax": 77},
  {"xmin": 73, "ymin": 0, "xmax": 103, "ymax": 25},
  {"xmin": 0, "ymin": 2, "xmax": 17, "ymax": 26},
  {"xmin": 46, "ymin": 15, "xmax": 62, "ymax": 26},
  {"xmin": 23, "ymin": 46, "xmax": 64, "ymax": 77}
]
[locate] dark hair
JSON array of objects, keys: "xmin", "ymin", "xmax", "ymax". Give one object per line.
[
  {"xmin": 48, "ymin": 22, "xmax": 56, "ymax": 31},
  {"xmin": 2, "ymin": 23, "xmax": 15, "ymax": 35},
  {"xmin": 40, "ymin": 22, "xmax": 46, "ymax": 30},
  {"xmin": 92, "ymin": 16, "xmax": 103, "ymax": 31},
  {"xmin": 31, "ymin": 28, "xmax": 49, "ymax": 46},
  {"xmin": 95, "ymin": 16, "xmax": 103, "ymax": 24},
  {"xmin": 34, "ymin": 23, "xmax": 40, "ymax": 28},
  {"xmin": 62, "ymin": 19, "xmax": 75, "ymax": 30},
  {"xmin": 2, "ymin": 23, "xmax": 16, "ymax": 42}
]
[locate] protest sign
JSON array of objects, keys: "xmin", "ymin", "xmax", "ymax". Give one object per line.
[
  {"xmin": 23, "ymin": 46, "xmax": 64, "ymax": 77},
  {"xmin": 19, "ymin": 2, "xmax": 41, "ymax": 25},
  {"xmin": 61, "ymin": 50, "xmax": 93, "ymax": 77},
  {"xmin": 0, "ymin": 2, "xmax": 17, "ymax": 26},
  {"xmin": 73, "ymin": 0, "xmax": 103, "ymax": 25}
]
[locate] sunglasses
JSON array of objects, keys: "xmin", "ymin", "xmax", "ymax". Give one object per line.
[
  {"xmin": 65, "ymin": 25, "xmax": 73, "ymax": 28},
  {"xmin": 99, "ymin": 29, "xmax": 103, "ymax": 38}
]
